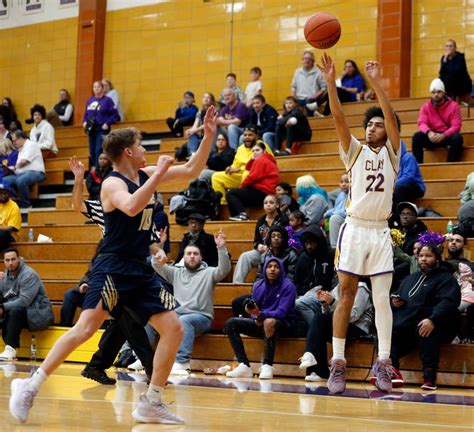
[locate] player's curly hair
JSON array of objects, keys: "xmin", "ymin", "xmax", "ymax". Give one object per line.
[
  {"xmin": 102, "ymin": 127, "xmax": 142, "ymax": 162},
  {"xmin": 363, "ymin": 107, "xmax": 401, "ymax": 131}
]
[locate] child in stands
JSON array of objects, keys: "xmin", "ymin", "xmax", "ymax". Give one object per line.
[
  {"xmin": 244, "ymin": 67, "xmax": 263, "ymax": 107},
  {"xmin": 85, "ymin": 153, "xmax": 112, "ymax": 200},
  {"xmin": 287, "ymin": 210, "xmax": 305, "ymax": 253},
  {"xmin": 233, "ymin": 194, "xmax": 288, "ymax": 283},
  {"xmin": 275, "ymin": 182, "xmax": 299, "ymax": 215}
]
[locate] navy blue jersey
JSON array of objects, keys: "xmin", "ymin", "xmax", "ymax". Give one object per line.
[{"xmin": 99, "ymin": 170, "xmax": 156, "ymax": 259}]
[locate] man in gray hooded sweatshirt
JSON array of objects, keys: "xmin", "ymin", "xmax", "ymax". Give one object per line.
[
  {"xmin": 152, "ymin": 229, "xmax": 231, "ymax": 374},
  {"xmin": 0, "ymin": 248, "xmax": 46, "ymax": 361}
]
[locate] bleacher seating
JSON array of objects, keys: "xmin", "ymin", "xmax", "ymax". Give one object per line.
[{"xmin": 2, "ymin": 96, "xmax": 473, "ymax": 388}]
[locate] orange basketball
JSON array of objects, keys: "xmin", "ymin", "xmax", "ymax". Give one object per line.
[{"xmin": 304, "ymin": 12, "xmax": 341, "ymax": 49}]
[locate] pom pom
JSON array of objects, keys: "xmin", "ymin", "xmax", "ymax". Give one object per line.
[
  {"xmin": 390, "ymin": 229, "xmax": 406, "ymax": 247},
  {"xmin": 418, "ymin": 231, "xmax": 445, "ymax": 247}
]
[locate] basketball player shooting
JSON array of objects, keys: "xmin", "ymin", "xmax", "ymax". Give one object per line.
[
  {"xmin": 9, "ymin": 107, "xmax": 218, "ymax": 425},
  {"xmin": 318, "ymin": 54, "xmax": 400, "ymax": 393}
]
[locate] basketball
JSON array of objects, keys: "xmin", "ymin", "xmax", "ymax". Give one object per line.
[{"xmin": 304, "ymin": 12, "xmax": 341, "ymax": 49}]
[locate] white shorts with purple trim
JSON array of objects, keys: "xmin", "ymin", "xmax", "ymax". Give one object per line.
[{"xmin": 335, "ymin": 217, "xmax": 393, "ymax": 277}]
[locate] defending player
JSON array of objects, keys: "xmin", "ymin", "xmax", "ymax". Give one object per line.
[
  {"xmin": 318, "ymin": 54, "xmax": 400, "ymax": 393},
  {"xmin": 9, "ymin": 107, "xmax": 218, "ymax": 424}
]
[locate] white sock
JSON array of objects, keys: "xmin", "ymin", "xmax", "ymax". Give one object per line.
[
  {"xmin": 332, "ymin": 337, "xmax": 346, "ymax": 360},
  {"xmin": 371, "ymin": 274, "xmax": 393, "ymax": 360},
  {"xmin": 146, "ymin": 384, "xmax": 164, "ymax": 404},
  {"xmin": 29, "ymin": 368, "xmax": 48, "ymax": 390}
]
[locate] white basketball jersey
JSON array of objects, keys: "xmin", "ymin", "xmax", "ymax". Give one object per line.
[{"xmin": 340, "ymin": 135, "xmax": 399, "ymax": 221}]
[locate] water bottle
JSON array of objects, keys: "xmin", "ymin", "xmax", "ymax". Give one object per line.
[
  {"xmin": 447, "ymin": 220, "xmax": 454, "ymax": 234},
  {"xmin": 28, "ymin": 228, "xmax": 34, "ymax": 243},
  {"xmin": 30, "ymin": 335, "xmax": 37, "ymax": 362}
]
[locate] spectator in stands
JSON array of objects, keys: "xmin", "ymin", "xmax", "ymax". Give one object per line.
[
  {"xmin": 294, "ymin": 224, "xmax": 333, "ymax": 325},
  {"xmin": 227, "ymin": 142, "xmax": 280, "ymax": 221},
  {"xmin": 245, "ymin": 95, "xmax": 278, "ymax": 150},
  {"xmin": 411, "ymin": 78, "xmax": 463, "ymax": 164},
  {"xmin": 217, "ymin": 88, "xmax": 249, "ymax": 150},
  {"xmin": 439, "ymin": 39, "xmax": 472, "ymax": 103},
  {"xmin": 199, "ymin": 132, "xmax": 235, "ymax": 182},
  {"xmin": 102, "ymin": 79, "xmax": 124, "ymax": 122},
  {"xmin": 225, "ymin": 257, "xmax": 297, "ymax": 380},
  {"xmin": 233, "ymin": 194, "xmax": 288, "ymax": 284},
  {"xmin": 85, "ymin": 152, "xmax": 112, "ymax": 200},
  {"xmin": 175, "ymin": 213, "xmax": 218, "ymax": 267},
  {"xmin": 392, "ymin": 202, "xmax": 428, "ymax": 288},
  {"xmin": 256, "ymin": 225, "xmax": 299, "ymax": 281},
  {"xmin": 28, "ymin": 104, "xmax": 58, "ymax": 157},
  {"xmin": 4, "ymin": 130, "xmax": 45, "ymax": 209},
  {"xmin": 152, "ymin": 229, "xmax": 231, "ymax": 374},
  {"xmin": 60, "ymin": 255, "xmax": 97, "ymax": 327},
  {"xmin": 0, "ymin": 248, "xmax": 47, "ymax": 361},
  {"xmin": 389, "ymin": 244, "xmax": 460, "ymax": 390},
  {"xmin": 445, "ymin": 230, "xmax": 473, "ymax": 269},
  {"xmin": 296, "ymin": 175, "xmax": 329, "ymax": 226},
  {"xmin": 2, "ymin": 97, "xmax": 17, "ymax": 122},
  {"xmin": 0, "ymin": 183, "xmax": 20, "ymax": 252},
  {"xmin": 299, "ymin": 281, "xmax": 373, "ymax": 382},
  {"xmin": 0, "ymin": 137, "xmax": 18, "ymax": 184},
  {"xmin": 324, "ymin": 173, "xmax": 349, "ymax": 249},
  {"xmin": 167, "ymin": 91, "xmax": 198, "ymax": 137},
  {"xmin": 457, "ymin": 172, "xmax": 474, "ymax": 228},
  {"xmin": 323, "ymin": 59, "xmax": 366, "ymax": 115},
  {"xmin": 291, "ymin": 50, "xmax": 327, "ymax": 116},
  {"xmin": 9, "ymin": 120, "xmax": 22, "ymax": 135},
  {"xmin": 185, "ymin": 92, "xmax": 217, "ymax": 155},
  {"xmin": 275, "ymin": 182, "xmax": 300, "ymax": 215},
  {"xmin": 83, "ymin": 80, "xmax": 119, "ymax": 169},
  {"xmin": 274, "ymin": 96, "xmax": 312, "ymax": 156},
  {"xmin": 0, "ymin": 114, "xmax": 11, "ymax": 141},
  {"xmin": 220, "ymin": 72, "xmax": 246, "ymax": 104},
  {"xmin": 47, "ymin": 89, "xmax": 74, "ymax": 127},
  {"xmin": 286, "ymin": 210, "xmax": 305, "ymax": 252},
  {"xmin": 395, "ymin": 202, "xmax": 428, "ymax": 255},
  {"xmin": 394, "ymin": 240, "xmax": 422, "ymax": 275},
  {"xmin": 393, "ymin": 141, "xmax": 425, "ymax": 209},
  {"xmin": 211, "ymin": 125, "xmax": 271, "ymax": 203},
  {"xmin": 245, "ymin": 67, "xmax": 263, "ymax": 107}
]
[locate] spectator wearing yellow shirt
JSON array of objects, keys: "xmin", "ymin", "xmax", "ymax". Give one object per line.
[{"xmin": 0, "ymin": 183, "xmax": 21, "ymax": 251}]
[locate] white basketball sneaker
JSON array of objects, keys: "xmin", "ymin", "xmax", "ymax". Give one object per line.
[
  {"xmin": 10, "ymin": 378, "xmax": 38, "ymax": 423},
  {"xmin": 226, "ymin": 363, "xmax": 253, "ymax": 378},
  {"xmin": 132, "ymin": 394, "xmax": 185, "ymax": 424}
]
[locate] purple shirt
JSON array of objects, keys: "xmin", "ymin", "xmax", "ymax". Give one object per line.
[
  {"xmin": 83, "ymin": 95, "xmax": 120, "ymax": 126},
  {"xmin": 219, "ymin": 101, "xmax": 249, "ymax": 126}
]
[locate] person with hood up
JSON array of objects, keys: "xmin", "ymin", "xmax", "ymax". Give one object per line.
[
  {"xmin": 384, "ymin": 243, "xmax": 460, "ymax": 391},
  {"xmin": 227, "ymin": 141, "xmax": 280, "ymax": 221},
  {"xmin": 393, "ymin": 141, "xmax": 425, "ymax": 209},
  {"xmin": 294, "ymin": 224, "xmax": 334, "ymax": 325},
  {"xmin": 256, "ymin": 225, "xmax": 299, "ymax": 281},
  {"xmin": 152, "ymin": 229, "xmax": 231, "ymax": 374},
  {"xmin": 225, "ymin": 257, "xmax": 297, "ymax": 380}
]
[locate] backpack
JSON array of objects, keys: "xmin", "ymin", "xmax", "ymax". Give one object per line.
[{"xmin": 170, "ymin": 178, "xmax": 222, "ymax": 225}]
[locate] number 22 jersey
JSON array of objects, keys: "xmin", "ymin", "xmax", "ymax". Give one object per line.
[{"xmin": 340, "ymin": 135, "xmax": 399, "ymax": 222}]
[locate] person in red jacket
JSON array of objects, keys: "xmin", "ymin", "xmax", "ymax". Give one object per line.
[
  {"xmin": 411, "ymin": 78, "xmax": 463, "ymax": 163},
  {"xmin": 226, "ymin": 142, "xmax": 280, "ymax": 221}
]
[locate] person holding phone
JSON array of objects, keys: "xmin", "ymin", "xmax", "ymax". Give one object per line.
[{"xmin": 385, "ymin": 243, "xmax": 460, "ymax": 391}]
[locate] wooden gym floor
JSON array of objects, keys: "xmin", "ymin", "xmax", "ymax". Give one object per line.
[{"xmin": 0, "ymin": 362, "xmax": 473, "ymax": 431}]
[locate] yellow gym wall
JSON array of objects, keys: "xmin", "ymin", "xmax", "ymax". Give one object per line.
[
  {"xmin": 412, "ymin": 1, "xmax": 474, "ymax": 97},
  {"xmin": 103, "ymin": 0, "xmax": 378, "ymax": 121},
  {"xmin": 0, "ymin": 18, "xmax": 77, "ymax": 124},
  {"xmin": 1, "ymin": 1, "xmax": 472, "ymax": 125}
]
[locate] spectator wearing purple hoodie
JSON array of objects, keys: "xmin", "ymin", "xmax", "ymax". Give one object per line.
[
  {"xmin": 225, "ymin": 256, "xmax": 297, "ymax": 380},
  {"xmin": 83, "ymin": 81, "xmax": 119, "ymax": 168}
]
